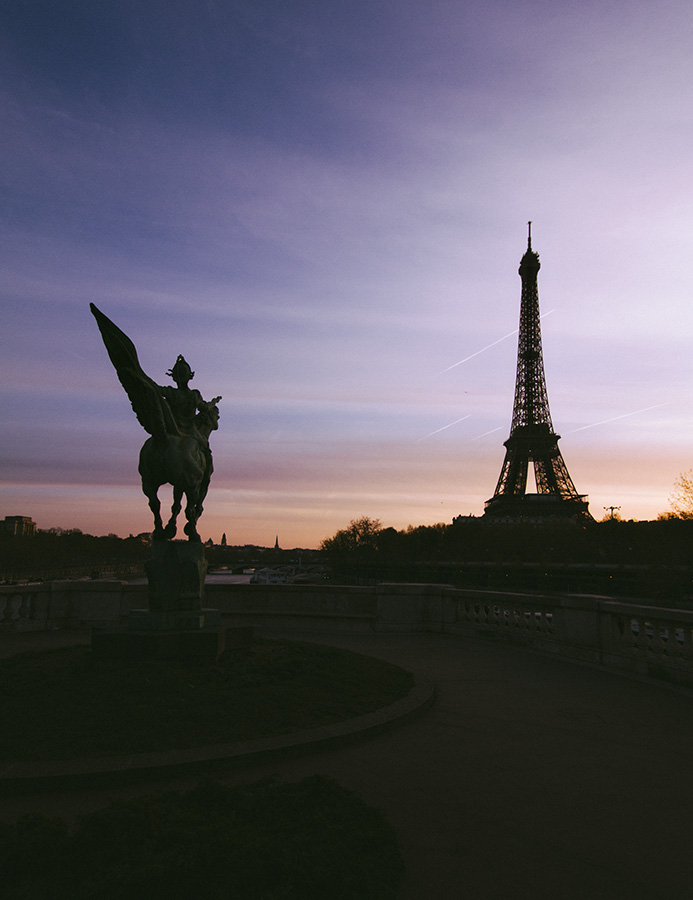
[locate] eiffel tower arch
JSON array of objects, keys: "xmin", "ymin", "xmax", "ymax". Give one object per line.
[{"xmin": 483, "ymin": 225, "xmax": 592, "ymax": 523}]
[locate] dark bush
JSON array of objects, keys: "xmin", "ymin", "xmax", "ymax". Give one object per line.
[{"xmin": 2, "ymin": 777, "xmax": 403, "ymax": 900}]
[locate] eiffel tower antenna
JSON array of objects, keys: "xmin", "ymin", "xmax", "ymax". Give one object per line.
[{"xmin": 484, "ymin": 227, "xmax": 592, "ymax": 522}]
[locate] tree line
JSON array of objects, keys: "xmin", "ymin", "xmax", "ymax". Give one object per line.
[
  {"xmin": 319, "ymin": 515, "xmax": 693, "ymax": 604},
  {"xmin": 0, "ymin": 529, "xmax": 320, "ymax": 583},
  {"xmin": 0, "ymin": 530, "xmax": 150, "ymax": 583}
]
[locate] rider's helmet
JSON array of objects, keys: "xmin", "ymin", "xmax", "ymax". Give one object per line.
[{"xmin": 167, "ymin": 355, "xmax": 194, "ymax": 384}]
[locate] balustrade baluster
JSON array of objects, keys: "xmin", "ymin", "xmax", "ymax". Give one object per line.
[
  {"xmin": 9, "ymin": 595, "xmax": 23, "ymax": 623},
  {"xmin": 680, "ymin": 625, "xmax": 693, "ymax": 661},
  {"xmin": 618, "ymin": 616, "xmax": 636, "ymax": 651},
  {"xmin": 666, "ymin": 622, "xmax": 682, "ymax": 660},
  {"xmin": 635, "ymin": 617, "xmax": 650, "ymax": 654},
  {"xmin": 651, "ymin": 622, "xmax": 666, "ymax": 659}
]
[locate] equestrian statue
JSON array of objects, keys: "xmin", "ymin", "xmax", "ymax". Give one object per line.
[{"xmin": 90, "ymin": 303, "xmax": 221, "ymax": 542}]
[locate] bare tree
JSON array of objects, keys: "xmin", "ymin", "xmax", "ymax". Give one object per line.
[{"xmin": 667, "ymin": 470, "xmax": 693, "ymax": 519}]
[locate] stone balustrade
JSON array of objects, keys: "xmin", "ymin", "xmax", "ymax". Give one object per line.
[
  {"xmin": 0, "ymin": 581, "xmax": 144, "ymax": 632},
  {"xmin": 2, "ymin": 579, "xmax": 693, "ymax": 688}
]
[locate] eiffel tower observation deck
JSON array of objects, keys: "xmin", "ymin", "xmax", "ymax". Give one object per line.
[{"xmin": 484, "ymin": 225, "xmax": 592, "ymax": 522}]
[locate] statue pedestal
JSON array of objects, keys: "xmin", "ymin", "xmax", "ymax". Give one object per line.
[
  {"xmin": 145, "ymin": 540, "xmax": 207, "ymax": 613},
  {"xmin": 91, "ymin": 542, "xmax": 252, "ymax": 661}
]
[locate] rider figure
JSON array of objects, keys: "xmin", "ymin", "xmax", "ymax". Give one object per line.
[{"xmin": 160, "ymin": 355, "xmax": 213, "ymax": 472}]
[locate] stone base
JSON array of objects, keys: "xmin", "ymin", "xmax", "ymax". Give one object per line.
[
  {"xmin": 146, "ymin": 541, "xmax": 207, "ymax": 611},
  {"xmin": 91, "ymin": 625, "xmax": 254, "ymax": 661},
  {"xmin": 128, "ymin": 608, "xmax": 221, "ymax": 631}
]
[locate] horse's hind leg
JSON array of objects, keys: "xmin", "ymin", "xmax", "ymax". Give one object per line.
[
  {"xmin": 183, "ymin": 490, "xmax": 201, "ymax": 542},
  {"xmin": 143, "ymin": 483, "xmax": 165, "ymax": 541},
  {"xmin": 164, "ymin": 486, "xmax": 183, "ymax": 539}
]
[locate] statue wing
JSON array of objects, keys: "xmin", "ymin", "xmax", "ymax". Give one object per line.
[{"xmin": 90, "ymin": 303, "xmax": 177, "ymax": 439}]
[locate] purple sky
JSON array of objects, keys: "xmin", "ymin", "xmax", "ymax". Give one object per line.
[{"xmin": 2, "ymin": 1, "xmax": 692, "ymax": 546}]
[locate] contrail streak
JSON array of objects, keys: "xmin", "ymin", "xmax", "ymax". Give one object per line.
[
  {"xmin": 436, "ymin": 330, "xmax": 517, "ymax": 375},
  {"xmin": 416, "ymin": 414, "xmax": 471, "ymax": 442},
  {"xmin": 470, "ymin": 426, "xmax": 505, "ymax": 441},
  {"xmin": 436, "ymin": 309, "xmax": 555, "ymax": 376},
  {"xmin": 568, "ymin": 402, "xmax": 673, "ymax": 433}
]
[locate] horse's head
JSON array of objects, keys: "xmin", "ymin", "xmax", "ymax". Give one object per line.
[{"xmin": 196, "ymin": 396, "xmax": 222, "ymax": 437}]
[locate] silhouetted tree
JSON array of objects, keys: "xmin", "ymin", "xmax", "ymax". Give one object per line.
[
  {"xmin": 320, "ymin": 517, "xmax": 383, "ymax": 583},
  {"xmin": 665, "ymin": 470, "xmax": 693, "ymax": 519},
  {"xmin": 320, "ymin": 517, "xmax": 382, "ymax": 554}
]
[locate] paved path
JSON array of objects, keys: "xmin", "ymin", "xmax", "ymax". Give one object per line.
[{"xmin": 2, "ymin": 629, "xmax": 693, "ymax": 899}]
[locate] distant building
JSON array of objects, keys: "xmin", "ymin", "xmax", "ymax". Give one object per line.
[
  {"xmin": 274, "ymin": 535, "xmax": 280, "ymax": 550},
  {"xmin": 1, "ymin": 516, "xmax": 36, "ymax": 537}
]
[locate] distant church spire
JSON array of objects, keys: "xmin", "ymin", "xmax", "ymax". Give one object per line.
[{"xmin": 274, "ymin": 535, "xmax": 280, "ymax": 550}]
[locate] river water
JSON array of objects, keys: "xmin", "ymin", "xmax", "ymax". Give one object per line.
[{"xmin": 125, "ymin": 572, "xmax": 252, "ymax": 585}]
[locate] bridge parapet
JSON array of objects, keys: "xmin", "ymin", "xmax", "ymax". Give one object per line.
[{"xmin": 2, "ymin": 580, "xmax": 693, "ymax": 688}]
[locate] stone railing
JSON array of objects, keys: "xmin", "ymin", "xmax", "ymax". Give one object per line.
[
  {"xmin": 0, "ymin": 580, "xmax": 144, "ymax": 632},
  {"xmin": 597, "ymin": 599, "xmax": 693, "ymax": 685},
  {"xmin": 2, "ymin": 580, "xmax": 693, "ymax": 689}
]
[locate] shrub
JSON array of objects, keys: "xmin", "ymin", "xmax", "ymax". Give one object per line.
[{"xmin": 2, "ymin": 777, "xmax": 403, "ymax": 900}]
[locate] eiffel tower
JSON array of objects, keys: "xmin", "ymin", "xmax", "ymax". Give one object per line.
[{"xmin": 484, "ymin": 224, "xmax": 591, "ymax": 522}]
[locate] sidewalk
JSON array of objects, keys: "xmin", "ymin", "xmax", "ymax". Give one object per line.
[{"xmin": 2, "ymin": 628, "xmax": 693, "ymax": 899}]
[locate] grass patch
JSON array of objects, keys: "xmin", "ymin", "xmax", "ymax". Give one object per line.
[
  {"xmin": 1, "ymin": 775, "xmax": 404, "ymax": 899},
  {"xmin": 0, "ymin": 638, "xmax": 413, "ymax": 760}
]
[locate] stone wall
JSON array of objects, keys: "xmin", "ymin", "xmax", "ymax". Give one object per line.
[{"xmin": 2, "ymin": 579, "xmax": 693, "ymax": 688}]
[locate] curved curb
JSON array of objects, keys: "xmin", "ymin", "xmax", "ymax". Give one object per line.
[{"xmin": 0, "ymin": 678, "xmax": 435, "ymax": 795}]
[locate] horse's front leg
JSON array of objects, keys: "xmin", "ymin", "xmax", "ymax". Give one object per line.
[
  {"xmin": 143, "ymin": 482, "xmax": 165, "ymax": 541},
  {"xmin": 164, "ymin": 486, "xmax": 183, "ymax": 539}
]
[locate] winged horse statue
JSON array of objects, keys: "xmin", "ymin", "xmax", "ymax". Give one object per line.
[{"xmin": 90, "ymin": 304, "xmax": 221, "ymax": 542}]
